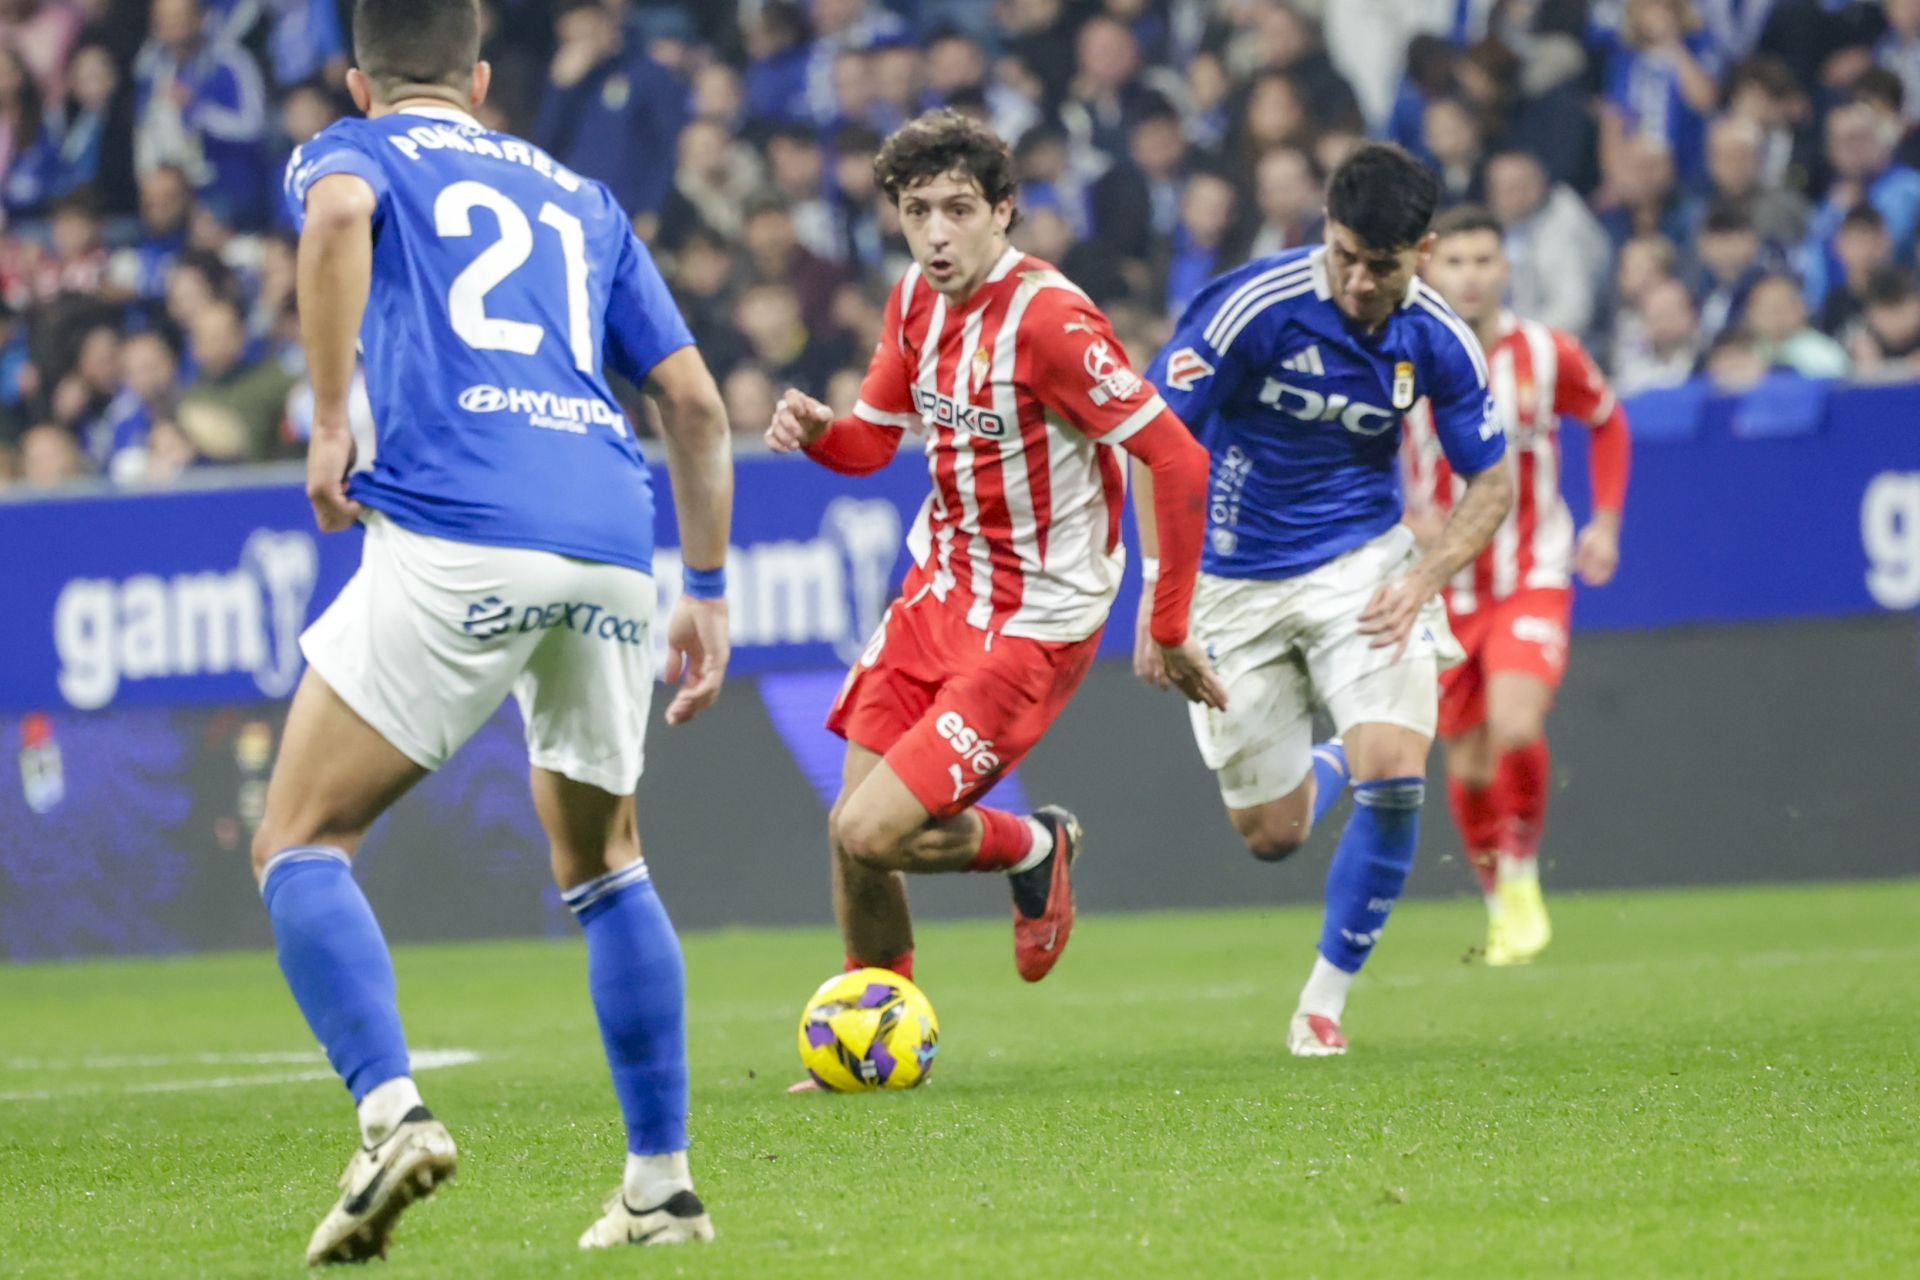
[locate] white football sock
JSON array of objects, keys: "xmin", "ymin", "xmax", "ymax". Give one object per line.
[
  {"xmin": 1484, "ymin": 891, "xmax": 1502, "ymax": 918},
  {"xmin": 1297, "ymin": 955, "xmax": 1354, "ymax": 1022},
  {"xmin": 1497, "ymin": 854, "xmax": 1539, "ymax": 885},
  {"xmin": 1007, "ymin": 817, "xmax": 1055, "ymax": 875},
  {"xmin": 624, "ymin": 1150, "xmax": 693, "ymax": 1208},
  {"xmin": 357, "ymin": 1076, "xmax": 423, "ymax": 1146}
]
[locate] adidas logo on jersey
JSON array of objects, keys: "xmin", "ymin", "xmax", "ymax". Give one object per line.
[{"xmin": 1279, "ymin": 345, "xmax": 1326, "ymax": 376}]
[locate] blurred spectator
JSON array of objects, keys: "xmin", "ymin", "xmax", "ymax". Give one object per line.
[
  {"xmin": 1487, "ymin": 148, "xmax": 1608, "ymax": 337},
  {"xmin": 1722, "ymin": 56, "xmax": 1814, "ymax": 194},
  {"xmin": 3, "ymin": 191, "xmax": 109, "ymax": 307},
  {"xmin": 1703, "ymin": 325, "xmax": 1771, "ymax": 393},
  {"xmin": 133, "ymin": 0, "xmax": 272, "ymax": 230},
  {"xmin": 1876, "ymin": 0, "xmax": 1920, "ymax": 125},
  {"xmin": 1060, "ymin": 14, "xmax": 1153, "ymax": 164},
  {"xmin": 1599, "ymin": 0, "xmax": 1723, "ymax": 190},
  {"xmin": 1800, "ymin": 101, "xmax": 1920, "ymax": 311},
  {"xmin": 1692, "ymin": 201, "xmax": 1774, "ymax": 345},
  {"xmin": 139, "ymin": 414, "xmax": 196, "ymax": 481},
  {"xmin": 1598, "ymin": 134, "xmax": 1693, "ymax": 254},
  {"xmin": 19, "ymin": 418, "xmax": 87, "ymax": 486},
  {"xmin": 1743, "ymin": 270, "xmax": 1849, "ymax": 377},
  {"xmin": 106, "ymin": 162, "xmax": 191, "ymax": 300},
  {"xmin": 174, "ymin": 294, "xmax": 294, "ymax": 460},
  {"xmin": 740, "ymin": 197, "xmax": 848, "ymax": 333},
  {"xmin": 1383, "ymin": 34, "xmax": 1457, "ymax": 165},
  {"xmin": 766, "ymin": 124, "xmax": 837, "ymax": 262},
  {"xmin": 1, "ymin": 0, "xmax": 83, "ymax": 102},
  {"xmin": 1086, "ymin": 92, "xmax": 1184, "ymax": 273},
  {"xmin": 1185, "ymin": 48, "xmax": 1233, "ymax": 152},
  {"xmin": 1014, "ymin": 121, "xmax": 1084, "ymax": 236},
  {"xmin": 0, "ymin": 43, "xmax": 52, "ymax": 215},
  {"xmin": 1604, "ymin": 231, "xmax": 1681, "ymax": 370},
  {"xmin": 1000, "ymin": 0, "xmax": 1079, "ymax": 106},
  {"xmin": 731, "ymin": 279, "xmax": 850, "ymax": 399},
  {"xmin": 1615, "ymin": 275, "xmax": 1702, "ymax": 395},
  {"xmin": 1237, "ymin": 2, "xmax": 1362, "ymax": 133},
  {"xmin": 743, "ymin": 2, "xmax": 813, "ymax": 127},
  {"xmin": 1423, "ymin": 95, "xmax": 1486, "ymax": 209},
  {"xmin": 658, "ymin": 117, "xmax": 765, "ymax": 249},
  {"xmin": 533, "ymin": 1, "xmax": 684, "ymax": 226},
  {"xmin": 95, "ymin": 326, "xmax": 175, "ymax": 480},
  {"xmin": 720, "ymin": 361, "xmax": 777, "ymax": 438},
  {"xmin": 689, "ymin": 61, "xmax": 745, "ymax": 131},
  {"xmin": 1245, "ymin": 144, "xmax": 1322, "ymax": 259},
  {"xmin": 662, "ymin": 225, "xmax": 743, "ymax": 382},
  {"xmin": 1163, "ymin": 169, "xmax": 1236, "ymax": 318},
  {"xmin": 1847, "ymin": 265, "xmax": 1920, "ymax": 379},
  {"xmin": 254, "ymin": 0, "xmax": 349, "ymax": 91},
  {"xmin": 44, "ymin": 42, "xmax": 135, "ymax": 215},
  {"xmin": 828, "ymin": 124, "xmax": 884, "ymax": 270},
  {"xmin": 1817, "ymin": 203, "xmax": 1893, "ymax": 336},
  {"xmin": 1701, "ymin": 113, "xmax": 1810, "ymax": 246},
  {"xmin": 805, "ymin": 0, "xmax": 908, "ymax": 126},
  {"xmin": 1225, "ymin": 70, "xmax": 1315, "ymax": 177}
]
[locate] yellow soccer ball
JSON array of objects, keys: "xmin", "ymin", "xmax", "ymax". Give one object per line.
[{"xmin": 796, "ymin": 968, "xmax": 939, "ymax": 1092}]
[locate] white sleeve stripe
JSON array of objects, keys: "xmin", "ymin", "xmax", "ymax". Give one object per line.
[
  {"xmin": 1216, "ymin": 280, "xmax": 1316, "ymax": 353},
  {"xmin": 1203, "ymin": 260, "xmax": 1314, "ymax": 348},
  {"xmin": 854, "ymin": 400, "xmax": 919, "ymax": 430},
  {"xmin": 1589, "ymin": 391, "xmax": 1617, "ymax": 425},
  {"xmin": 1101, "ymin": 394, "xmax": 1167, "ymax": 445},
  {"xmin": 1415, "ymin": 288, "xmax": 1491, "ymax": 386}
]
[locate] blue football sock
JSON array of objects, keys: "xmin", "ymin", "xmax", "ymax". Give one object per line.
[
  {"xmin": 260, "ymin": 847, "xmax": 411, "ymax": 1103},
  {"xmin": 1309, "ymin": 740, "xmax": 1350, "ymax": 827},
  {"xmin": 1317, "ymin": 777, "xmax": 1424, "ymax": 973},
  {"xmin": 564, "ymin": 861, "xmax": 689, "ymax": 1156}
]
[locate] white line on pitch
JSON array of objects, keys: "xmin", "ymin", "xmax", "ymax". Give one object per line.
[{"xmin": 0, "ymin": 1048, "xmax": 482, "ymax": 1103}]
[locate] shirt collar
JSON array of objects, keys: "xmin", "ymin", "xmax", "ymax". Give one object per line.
[{"xmin": 398, "ymin": 105, "xmax": 477, "ymax": 125}]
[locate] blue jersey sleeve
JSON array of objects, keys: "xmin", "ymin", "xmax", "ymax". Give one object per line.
[
  {"xmin": 603, "ymin": 210, "xmax": 694, "ymax": 385},
  {"xmin": 1145, "ymin": 267, "xmax": 1266, "ymax": 429},
  {"xmin": 282, "ymin": 126, "xmax": 388, "ymax": 232},
  {"xmin": 1416, "ymin": 294, "xmax": 1505, "ymax": 476}
]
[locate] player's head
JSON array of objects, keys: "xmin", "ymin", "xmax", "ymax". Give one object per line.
[
  {"xmin": 347, "ymin": 0, "xmax": 488, "ymax": 115},
  {"xmin": 1322, "ymin": 143, "xmax": 1440, "ymax": 330},
  {"xmin": 1423, "ymin": 204, "xmax": 1507, "ymax": 327},
  {"xmin": 874, "ymin": 109, "xmax": 1019, "ymax": 300}
]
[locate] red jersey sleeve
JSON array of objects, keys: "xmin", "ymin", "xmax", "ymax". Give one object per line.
[
  {"xmin": 850, "ymin": 277, "xmax": 920, "ymax": 431},
  {"xmin": 1019, "ymin": 290, "xmax": 1169, "ymax": 445},
  {"xmin": 1550, "ymin": 329, "xmax": 1630, "ymax": 514},
  {"xmin": 1550, "ymin": 330, "xmax": 1616, "ymax": 428}
]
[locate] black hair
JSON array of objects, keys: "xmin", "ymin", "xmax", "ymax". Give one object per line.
[
  {"xmin": 874, "ymin": 109, "xmax": 1019, "ymax": 221},
  {"xmin": 1430, "ymin": 203, "xmax": 1502, "ymax": 242},
  {"xmin": 1864, "ymin": 266, "xmax": 1916, "ymax": 307},
  {"xmin": 1841, "ymin": 203, "xmax": 1888, "ymax": 234},
  {"xmin": 1325, "ymin": 142, "xmax": 1440, "ymax": 251},
  {"xmin": 1852, "ymin": 65, "xmax": 1903, "ymax": 113},
  {"xmin": 833, "ymin": 123, "xmax": 883, "ymax": 159},
  {"xmin": 352, "ymin": 0, "xmax": 481, "ymax": 94},
  {"xmin": 1131, "ymin": 90, "xmax": 1182, "ymax": 130}
]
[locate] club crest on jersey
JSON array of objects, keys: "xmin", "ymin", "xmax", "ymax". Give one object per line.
[
  {"xmin": 1082, "ymin": 338, "xmax": 1142, "ymax": 406},
  {"xmin": 914, "ymin": 385, "xmax": 1008, "ymax": 438},
  {"xmin": 1392, "ymin": 361, "xmax": 1416, "ymax": 410},
  {"xmin": 970, "ymin": 345, "xmax": 992, "ymax": 392},
  {"xmin": 1163, "ymin": 346, "xmax": 1214, "ymax": 392}
]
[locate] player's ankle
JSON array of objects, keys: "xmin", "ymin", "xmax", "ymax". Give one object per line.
[
  {"xmin": 624, "ymin": 1150, "xmax": 693, "ymax": 1208},
  {"xmin": 1007, "ymin": 816, "xmax": 1054, "ymax": 874},
  {"xmin": 356, "ymin": 1075, "xmax": 423, "ymax": 1146}
]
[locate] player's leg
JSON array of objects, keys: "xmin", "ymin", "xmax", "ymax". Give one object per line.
[
  {"xmin": 1480, "ymin": 670, "xmax": 1557, "ymax": 965},
  {"xmin": 537, "ymin": 771, "xmax": 712, "ymax": 1248},
  {"xmin": 834, "ymin": 627, "xmax": 1100, "ymax": 982},
  {"xmin": 253, "ymin": 672, "xmax": 458, "ymax": 1266}
]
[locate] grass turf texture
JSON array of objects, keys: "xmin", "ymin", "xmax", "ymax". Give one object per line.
[{"xmin": 3, "ymin": 881, "xmax": 1915, "ymax": 1278}]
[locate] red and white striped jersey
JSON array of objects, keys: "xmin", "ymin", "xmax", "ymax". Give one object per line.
[
  {"xmin": 1402, "ymin": 312, "xmax": 1619, "ymax": 613},
  {"xmin": 851, "ymin": 247, "xmax": 1169, "ymax": 642}
]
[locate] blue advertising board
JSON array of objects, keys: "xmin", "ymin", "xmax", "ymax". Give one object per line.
[{"xmin": 1, "ymin": 380, "xmax": 1916, "ymax": 716}]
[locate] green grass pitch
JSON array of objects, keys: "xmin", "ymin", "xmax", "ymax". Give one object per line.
[{"xmin": 4, "ymin": 881, "xmax": 1916, "ymax": 1278}]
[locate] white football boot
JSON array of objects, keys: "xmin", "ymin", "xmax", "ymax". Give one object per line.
[
  {"xmin": 305, "ymin": 1105, "xmax": 457, "ymax": 1265},
  {"xmin": 578, "ymin": 1187, "xmax": 717, "ymax": 1248},
  {"xmin": 1287, "ymin": 1010, "xmax": 1349, "ymax": 1057}
]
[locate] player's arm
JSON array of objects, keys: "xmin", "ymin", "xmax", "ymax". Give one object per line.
[
  {"xmin": 1359, "ymin": 337, "xmax": 1513, "ymax": 655},
  {"xmin": 294, "ymin": 172, "xmax": 376, "ymax": 533},
  {"xmin": 1036, "ymin": 298, "xmax": 1223, "ymax": 710},
  {"xmin": 766, "ymin": 281, "xmax": 913, "ymax": 472},
  {"xmin": 606, "ymin": 217, "xmax": 733, "ymax": 725},
  {"xmin": 1551, "ymin": 331, "xmax": 1631, "ymax": 588}
]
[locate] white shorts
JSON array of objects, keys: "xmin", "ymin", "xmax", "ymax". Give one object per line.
[
  {"xmin": 1187, "ymin": 524, "xmax": 1462, "ymax": 810},
  {"xmin": 300, "ymin": 513, "xmax": 657, "ymax": 796}
]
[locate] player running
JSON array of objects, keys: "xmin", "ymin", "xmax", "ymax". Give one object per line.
[
  {"xmin": 1402, "ymin": 206, "xmax": 1631, "ymax": 966},
  {"xmin": 261, "ymin": 0, "xmax": 732, "ymax": 1261},
  {"xmin": 764, "ymin": 110, "xmax": 1221, "ymax": 1019},
  {"xmin": 1137, "ymin": 144, "xmax": 1513, "ymax": 1057}
]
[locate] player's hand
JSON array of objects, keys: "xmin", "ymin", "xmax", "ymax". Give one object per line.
[
  {"xmin": 663, "ymin": 595, "xmax": 730, "ymax": 726},
  {"xmin": 1574, "ymin": 511, "xmax": 1622, "ymax": 587},
  {"xmin": 1132, "ymin": 588, "xmax": 1169, "ymax": 688},
  {"xmin": 765, "ymin": 389, "xmax": 834, "ymax": 453},
  {"xmin": 1159, "ymin": 637, "xmax": 1228, "ymax": 711},
  {"xmin": 1358, "ymin": 570, "xmax": 1438, "ymax": 659},
  {"xmin": 304, "ymin": 423, "xmax": 364, "ymax": 533}
]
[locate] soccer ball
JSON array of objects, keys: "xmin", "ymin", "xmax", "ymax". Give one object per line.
[{"xmin": 796, "ymin": 968, "xmax": 939, "ymax": 1092}]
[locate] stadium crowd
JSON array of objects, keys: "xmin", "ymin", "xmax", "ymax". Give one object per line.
[{"xmin": 0, "ymin": 0, "xmax": 1916, "ymax": 493}]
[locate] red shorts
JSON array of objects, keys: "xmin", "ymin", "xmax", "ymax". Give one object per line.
[
  {"xmin": 825, "ymin": 582, "xmax": 1101, "ymax": 820},
  {"xmin": 1438, "ymin": 587, "xmax": 1572, "ymax": 739}
]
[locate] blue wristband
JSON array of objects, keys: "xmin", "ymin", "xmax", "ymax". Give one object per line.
[{"xmin": 682, "ymin": 564, "xmax": 727, "ymax": 599}]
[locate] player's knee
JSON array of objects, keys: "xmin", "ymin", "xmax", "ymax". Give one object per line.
[
  {"xmin": 1487, "ymin": 709, "xmax": 1545, "ymax": 754},
  {"xmin": 1446, "ymin": 747, "xmax": 1497, "ymax": 790},
  {"xmin": 1244, "ymin": 829, "xmax": 1307, "ymax": 862},
  {"xmin": 833, "ymin": 807, "xmax": 903, "ymax": 871}
]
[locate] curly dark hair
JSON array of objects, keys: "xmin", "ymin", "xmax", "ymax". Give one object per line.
[{"xmin": 873, "ymin": 109, "xmax": 1020, "ymax": 227}]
